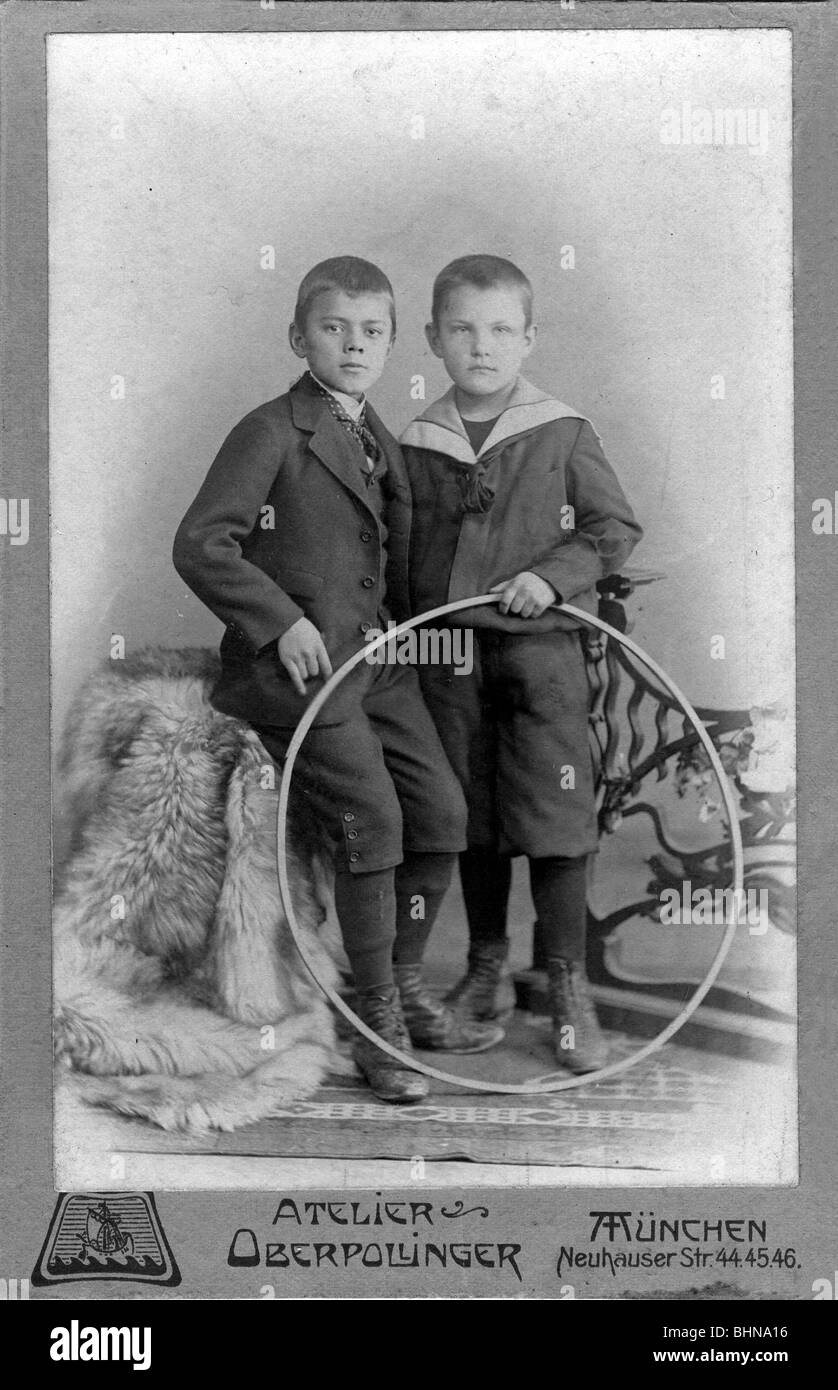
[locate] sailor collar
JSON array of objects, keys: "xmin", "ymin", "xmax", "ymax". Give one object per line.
[{"xmin": 400, "ymin": 376, "xmax": 586, "ymax": 463}]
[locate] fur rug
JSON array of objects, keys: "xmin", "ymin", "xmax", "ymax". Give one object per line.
[{"xmin": 53, "ymin": 647, "xmax": 351, "ymax": 1133}]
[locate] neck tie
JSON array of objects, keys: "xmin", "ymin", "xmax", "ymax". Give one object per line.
[{"xmin": 310, "ymin": 374, "xmax": 383, "ymax": 479}]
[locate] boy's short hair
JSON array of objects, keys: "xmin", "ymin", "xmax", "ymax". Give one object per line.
[
  {"xmin": 431, "ymin": 254, "xmax": 533, "ymax": 329},
  {"xmin": 294, "ymin": 256, "xmax": 397, "ymax": 336}
]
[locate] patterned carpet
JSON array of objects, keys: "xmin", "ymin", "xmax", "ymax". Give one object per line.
[
  {"xmin": 84, "ymin": 1012, "xmax": 793, "ymax": 1183},
  {"xmin": 54, "ymin": 861, "xmax": 795, "ymax": 1186}
]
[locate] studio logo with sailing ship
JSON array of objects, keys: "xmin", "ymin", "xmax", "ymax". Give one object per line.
[
  {"xmin": 32, "ymin": 1193, "xmax": 181, "ymax": 1286},
  {"xmin": 81, "ymin": 1199, "xmax": 134, "ymax": 1260}
]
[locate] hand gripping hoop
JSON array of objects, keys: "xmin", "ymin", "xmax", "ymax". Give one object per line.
[{"xmin": 275, "ymin": 596, "xmax": 744, "ymax": 1094}]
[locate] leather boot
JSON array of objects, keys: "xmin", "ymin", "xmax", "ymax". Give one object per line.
[
  {"xmin": 395, "ymin": 963, "xmax": 504, "ymax": 1053},
  {"xmin": 352, "ymin": 987, "xmax": 429, "ymax": 1103},
  {"xmin": 547, "ymin": 956, "xmax": 608, "ymax": 1073},
  {"xmin": 443, "ymin": 939, "xmax": 517, "ymax": 1024}
]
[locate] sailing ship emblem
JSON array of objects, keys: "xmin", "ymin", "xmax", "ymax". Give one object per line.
[
  {"xmin": 32, "ymin": 1193, "xmax": 181, "ymax": 1286},
  {"xmin": 80, "ymin": 1200, "xmax": 135, "ymax": 1258}
]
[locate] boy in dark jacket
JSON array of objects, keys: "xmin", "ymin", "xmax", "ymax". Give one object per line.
[
  {"xmin": 173, "ymin": 257, "xmax": 502, "ymax": 1104},
  {"xmin": 401, "ymin": 255, "xmax": 643, "ymax": 1072}
]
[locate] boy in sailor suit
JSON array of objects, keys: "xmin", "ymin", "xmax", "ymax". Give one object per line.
[
  {"xmin": 401, "ymin": 255, "xmax": 643, "ymax": 1071},
  {"xmin": 174, "ymin": 257, "xmax": 501, "ymax": 1106}
]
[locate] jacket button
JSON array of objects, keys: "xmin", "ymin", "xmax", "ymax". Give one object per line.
[
  {"xmin": 360, "ymin": 622, "xmax": 372, "ymax": 634},
  {"xmin": 347, "ymin": 830, "xmax": 359, "ymax": 840},
  {"xmin": 349, "ymin": 852, "xmax": 360, "ymax": 863},
  {"xmin": 360, "ymin": 531, "xmax": 373, "ymax": 542},
  {"xmin": 362, "ymin": 576, "xmax": 375, "ymax": 588},
  {"xmin": 343, "ymin": 812, "xmax": 355, "ymax": 823}
]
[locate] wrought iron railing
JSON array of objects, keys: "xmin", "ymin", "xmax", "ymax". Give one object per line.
[{"xmin": 524, "ymin": 572, "xmax": 795, "ymax": 1026}]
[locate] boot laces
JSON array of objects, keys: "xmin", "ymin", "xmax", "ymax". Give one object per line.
[
  {"xmin": 548, "ymin": 962, "xmax": 594, "ymax": 1017},
  {"xmin": 358, "ymin": 991, "xmax": 409, "ymax": 1044},
  {"xmin": 465, "ymin": 946, "xmax": 506, "ymax": 987},
  {"xmin": 471, "ymin": 956, "xmax": 499, "ymax": 986}
]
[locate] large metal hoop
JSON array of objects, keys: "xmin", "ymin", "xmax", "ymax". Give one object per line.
[{"xmin": 275, "ymin": 596, "xmax": 744, "ymax": 1094}]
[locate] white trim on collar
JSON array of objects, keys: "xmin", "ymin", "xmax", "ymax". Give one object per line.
[
  {"xmin": 400, "ymin": 376, "xmax": 586, "ymax": 461},
  {"xmin": 309, "ymin": 371, "xmax": 365, "ymax": 421}
]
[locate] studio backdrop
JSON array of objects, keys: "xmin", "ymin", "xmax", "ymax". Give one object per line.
[{"xmin": 47, "ymin": 29, "xmax": 793, "ymax": 764}]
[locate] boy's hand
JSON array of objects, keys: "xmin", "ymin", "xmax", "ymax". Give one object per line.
[
  {"xmin": 490, "ymin": 571, "xmax": 558, "ymax": 619},
  {"xmin": 277, "ymin": 618, "xmax": 333, "ymax": 695}
]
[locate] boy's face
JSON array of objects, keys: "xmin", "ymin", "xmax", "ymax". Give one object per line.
[
  {"xmin": 289, "ymin": 290, "xmax": 394, "ymax": 399},
  {"xmin": 425, "ymin": 284, "xmax": 536, "ymax": 403}
]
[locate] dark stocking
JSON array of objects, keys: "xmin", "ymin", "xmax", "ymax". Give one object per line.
[
  {"xmin": 393, "ymin": 851, "xmax": 457, "ymax": 966},
  {"xmin": 459, "ymin": 845, "xmax": 513, "ymax": 944},
  {"xmin": 333, "ymin": 865, "xmax": 396, "ymax": 992},
  {"xmin": 529, "ymin": 855, "xmax": 589, "ymax": 963}
]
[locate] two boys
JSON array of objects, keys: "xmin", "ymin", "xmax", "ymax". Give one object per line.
[{"xmin": 174, "ymin": 252, "xmax": 641, "ymax": 1097}]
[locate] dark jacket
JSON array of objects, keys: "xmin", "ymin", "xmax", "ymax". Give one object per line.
[
  {"xmin": 401, "ymin": 376, "xmax": 642, "ymax": 633},
  {"xmin": 173, "ymin": 373, "xmax": 412, "ymax": 727}
]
